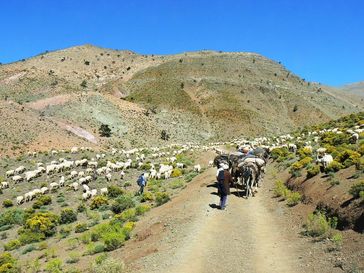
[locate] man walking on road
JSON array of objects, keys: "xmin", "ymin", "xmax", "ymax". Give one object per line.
[{"xmin": 217, "ymin": 164, "xmax": 232, "ymax": 210}]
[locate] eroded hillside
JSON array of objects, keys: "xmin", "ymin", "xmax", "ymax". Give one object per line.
[{"xmin": 0, "ymin": 45, "xmax": 362, "ymax": 154}]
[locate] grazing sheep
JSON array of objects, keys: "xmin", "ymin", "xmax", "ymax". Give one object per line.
[
  {"xmin": 49, "ymin": 182, "xmax": 59, "ymax": 191},
  {"xmin": 16, "ymin": 196, "xmax": 24, "ymax": 205},
  {"xmin": 71, "ymin": 146, "xmax": 78, "ymax": 153},
  {"xmin": 70, "ymin": 182, "xmax": 79, "ymax": 191},
  {"xmin": 24, "ymin": 192, "xmax": 35, "ymax": 202},
  {"xmin": 176, "ymin": 163, "xmax": 184, "ymax": 169},
  {"xmin": 82, "ymin": 184, "xmax": 90, "ymax": 192},
  {"xmin": 15, "ymin": 166, "xmax": 26, "ymax": 174},
  {"xmin": 208, "ymin": 160, "xmax": 214, "ymax": 167},
  {"xmin": 25, "ymin": 170, "xmax": 39, "ymax": 182},
  {"xmin": 194, "ymin": 164, "xmax": 201, "ymax": 172},
  {"xmin": 90, "ymin": 189, "xmax": 97, "ymax": 197},
  {"xmin": 106, "ymin": 173, "xmax": 112, "ymax": 182},
  {"xmin": 82, "ymin": 191, "xmax": 91, "ymax": 200},
  {"xmin": 70, "ymin": 171, "xmax": 78, "ymax": 178},
  {"xmin": 40, "ymin": 187, "xmax": 49, "ymax": 194},
  {"xmin": 59, "ymin": 176, "xmax": 65, "ymax": 187},
  {"xmin": 100, "ymin": 187, "xmax": 108, "ymax": 195},
  {"xmin": 12, "ymin": 175, "xmax": 23, "ymax": 183},
  {"xmin": 46, "ymin": 164, "xmax": 57, "ymax": 175},
  {"xmin": 6, "ymin": 170, "xmax": 15, "ymax": 177},
  {"xmin": 78, "ymin": 171, "xmax": 85, "ymax": 178},
  {"xmin": 316, "ymin": 154, "xmax": 334, "ymax": 169},
  {"xmin": 352, "ymin": 133, "xmax": 359, "ymax": 144},
  {"xmin": 1, "ymin": 182, "xmax": 9, "ymax": 189},
  {"xmin": 120, "ymin": 171, "xmax": 125, "ymax": 179}
]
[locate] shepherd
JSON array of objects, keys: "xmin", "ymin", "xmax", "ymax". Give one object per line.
[
  {"xmin": 137, "ymin": 173, "xmax": 147, "ymax": 195},
  {"xmin": 217, "ymin": 164, "xmax": 232, "ymax": 210}
]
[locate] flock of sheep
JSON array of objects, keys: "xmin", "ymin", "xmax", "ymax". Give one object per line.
[{"xmin": 1, "ymin": 145, "xmax": 204, "ymax": 206}]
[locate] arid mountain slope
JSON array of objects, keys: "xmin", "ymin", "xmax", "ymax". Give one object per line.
[{"xmin": 0, "ymin": 45, "xmax": 362, "ymax": 154}]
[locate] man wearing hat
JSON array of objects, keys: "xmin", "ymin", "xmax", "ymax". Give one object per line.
[{"xmin": 217, "ymin": 163, "xmax": 232, "ymax": 210}]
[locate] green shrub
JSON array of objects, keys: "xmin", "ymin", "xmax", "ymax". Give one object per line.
[
  {"xmin": 23, "ymin": 212, "xmax": 59, "ymax": 237},
  {"xmin": 335, "ymin": 149, "xmax": 361, "ymax": 168},
  {"xmin": 321, "ymin": 132, "xmax": 349, "ymax": 146},
  {"xmin": 2, "ymin": 199, "xmax": 13, "ymax": 208},
  {"xmin": 0, "ymin": 208, "xmax": 26, "ymax": 227},
  {"xmin": 176, "ymin": 154, "xmax": 194, "ymax": 166},
  {"xmin": 325, "ymin": 160, "xmax": 344, "ymax": 172},
  {"xmin": 66, "ymin": 252, "xmax": 80, "ymax": 264},
  {"xmin": 90, "ymin": 196, "xmax": 109, "ymax": 210},
  {"xmin": 287, "ymin": 192, "xmax": 302, "ymax": 207},
  {"xmin": 155, "ymin": 192, "xmax": 170, "ymax": 206},
  {"xmin": 185, "ymin": 171, "xmax": 198, "ymax": 183},
  {"xmin": 171, "ymin": 168, "xmax": 182, "ymax": 177},
  {"xmin": 77, "ymin": 203, "xmax": 86, "ymax": 213},
  {"xmin": 18, "ymin": 230, "xmax": 45, "ymax": 244},
  {"xmin": 59, "ymin": 225, "xmax": 72, "ymax": 238},
  {"xmin": 60, "ymin": 208, "xmax": 77, "ymax": 224},
  {"xmin": 45, "ymin": 258, "xmax": 62, "ymax": 273},
  {"xmin": 306, "ymin": 165, "xmax": 320, "ymax": 178},
  {"xmin": 304, "ymin": 212, "xmax": 337, "ymax": 238},
  {"xmin": 331, "ymin": 232, "xmax": 343, "ymax": 249},
  {"xmin": 297, "ymin": 147, "xmax": 312, "ymax": 158},
  {"xmin": 0, "ymin": 252, "xmax": 20, "ymax": 273},
  {"xmin": 90, "ymin": 257, "xmax": 124, "ymax": 273},
  {"xmin": 115, "ymin": 208, "xmax": 137, "ymax": 223},
  {"xmin": 107, "ymin": 185, "xmax": 124, "ymax": 198},
  {"xmin": 32, "ymin": 195, "xmax": 52, "ymax": 209},
  {"xmin": 170, "ymin": 179, "xmax": 184, "ymax": 189},
  {"xmin": 291, "ymin": 157, "xmax": 313, "ymax": 171},
  {"xmin": 21, "ymin": 244, "xmax": 36, "ymax": 254},
  {"xmin": 3, "ymin": 239, "xmax": 21, "ymax": 251},
  {"xmin": 273, "ymin": 180, "xmax": 288, "ymax": 198},
  {"xmin": 103, "ymin": 232, "xmax": 125, "ymax": 251},
  {"xmin": 111, "ymin": 195, "xmax": 135, "ymax": 214},
  {"xmin": 136, "ymin": 204, "xmax": 151, "ymax": 216},
  {"xmin": 75, "ymin": 223, "xmax": 88, "ymax": 233},
  {"xmin": 140, "ymin": 192, "xmax": 153, "ymax": 202},
  {"xmin": 91, "ymin": 243, "xmax": 105, "ymax": 254},
  {"xmin": 349, "ymin": 181, "xmax": 364, "ymax": 198},
  {"xmin": 270, "ymin": 147, "xmax": 290, "ymax": 160}
]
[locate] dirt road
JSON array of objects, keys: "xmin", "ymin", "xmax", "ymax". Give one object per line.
[{"xmin": 119, "ymin": 165, "xmax": 346, "ymax": 273}]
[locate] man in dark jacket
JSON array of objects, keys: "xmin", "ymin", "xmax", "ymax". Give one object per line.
[{"xmin": 218, "ymin": 164, "xmax": 232, "ymax": 210}]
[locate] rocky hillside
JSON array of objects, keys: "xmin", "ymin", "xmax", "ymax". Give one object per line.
[{"xmin": 0, "ymin": 45, "xmax": 362, "ymax": 155}]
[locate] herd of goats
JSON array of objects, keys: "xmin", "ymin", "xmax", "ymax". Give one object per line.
[{"xmin": 0, "ymin": 122, "xmax": 362, "ymax": 205}]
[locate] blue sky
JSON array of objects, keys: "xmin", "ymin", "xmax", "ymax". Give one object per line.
[{"xmin": 0, "ymin": 0, "xmax": 363, "ymax": 86}]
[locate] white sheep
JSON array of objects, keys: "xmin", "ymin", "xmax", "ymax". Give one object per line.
[
  {"xmin": 12, "ymin": 175, "xmax": 23, "ymax": 183},
  {"xmin": 1, "ymin": 182, "xmax": 9, "ymax": 189},
  {"xmin": 82, "ymin": 191, "xmax": 91, "ymax": 200},
  {"xmin": 194, "ymin": 164, "xmax": 201, "ymax": 172},
  {"xmin": 70, "ymin": 182, "xmax": 79, "ymax": 191},
  {"xmin": 316, "ymin": 154, "xmax": 334, "ymax": 169},
  {"xmin": 15, "ymin": 166, "xmax": 26, "ymax": 174},
  {"xmin": 208, "ymin": 160, "xmax": 214, "ymax": 167},
  {"xmin": 16, "ymin": 196, "xmax": 24, "ymax": 205},
  {"xmin": 120, "ymin": 171, "xmax": 125, "ymax": 179},
  {"xmin": 106, "ymin": 173, "xmax": 112, "ymax": 182},
  {"xmin": 24, "ymin": 192, "xmax": 35, "ymax": 202},
  {"xmin": 100, "ymin": 187, "xmax": 108, "ymax": 195},
  {"xmin": 352, "ymin": 133, "xmax": 359, "ymax": 144},
  {"xmin": 49, "ymin": 182, "xmax": 59, "ymax": 191},
  {"xmin": 59, "ymin": 176, "xmax": 65, "ymax": 187},
  {"xmin": 176, "ymin": 163, "xmax": 184, "ymax": 169},
  {"xmin": 40, "ymin": 187, "xmax": 49, "ymax": 194},
  {"xmin": 6, "ymin": 170, "xmax": 15, "ymax": 177},
  {"xmin": 70, "ymin": 171, "xmax": 78, "ymax": 178},
  {"xmin": 90, "ymin": 189, "xmax": 97, "ymax": 197},
  {"xmin": 82, "ymin": 184, "xmax": 90, "ymax": 192},
  {"xmin": 78, "ymin": 171, "xmax": 85, "ymax": 178},
  {"xmin": 71, "ymin": 146, "xmax": 79, "ymax": 153}
]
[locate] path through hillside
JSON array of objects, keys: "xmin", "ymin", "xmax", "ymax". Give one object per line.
[{"xmin": 119, "ymin": 162, "xmax": 342, "ymax": 273}]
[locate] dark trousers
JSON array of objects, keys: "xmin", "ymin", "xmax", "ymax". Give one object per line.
[{"xmin": 139, "ymin": 185, "xmax": 144, "ymax": 195}]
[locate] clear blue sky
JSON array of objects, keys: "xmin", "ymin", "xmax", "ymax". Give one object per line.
[{"xmin": 0, "ymin": 0, "xmax": 363, "ymax": 86}]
